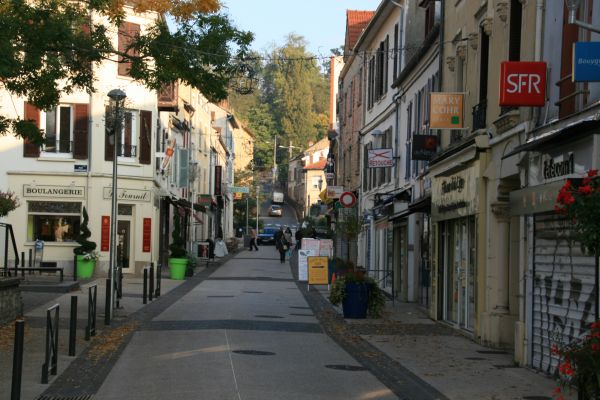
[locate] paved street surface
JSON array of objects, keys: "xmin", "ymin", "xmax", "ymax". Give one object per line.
[{"xmin": 2, "ymin": 246, "xmax": 575, "ymax": 400}]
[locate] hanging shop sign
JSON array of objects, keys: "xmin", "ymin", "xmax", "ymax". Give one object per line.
[
  {"xmin": 103, "ymin": 187, "xmax": 151, "ymax": 202},
  {"xmin": 160, "ymin": 138, "xmax": 176, "ymax": 171},
  {"xmin": 101, "ymin": 216, "xmax": 110, "ymax": 251},
  {"xmin": 23, "ymin": 185, "xmax": 85, "ymax": 198},
  {"xmin": 228, "ymin": 186, "xmax": 249, "ymax": 193},
  {"xmin": 233, "ymin": 192, "xmax": 243, "ymax": 201},
  {"xmin": 326, "ymin": 186, "xmax": 344, "ymax": 199},
  {"xmin": 431, "ymin": 163, "xmax": 479, "ymax": 220},
  {"xmin": 429, "ymin": 92, "xmax": 464, "ymax": 129},
  {"xmin": 368, "ymin": 148, "xmax": 394, "ymax": 168},
  {"xmin": 499, "ymin": 61, "xmax": 547, "ymax": 107},
  {"xmin": 197, "ymin": 194, "xmax": 215, "ymax": 206},
  {"xmin": 142, "ymin": 218, "xmax": 151, "ymax": 252},
  {"xmin": 573, "ymin": 42, "xmax": 600, "ymax": 82},
  {"xmin": 412, "ymin": 135, "xmax": 438, "ymax": 161}
]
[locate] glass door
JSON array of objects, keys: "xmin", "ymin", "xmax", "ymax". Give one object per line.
[{"xmin": 117, "ymin": 220, "xmax": 131, "ymax": 270}]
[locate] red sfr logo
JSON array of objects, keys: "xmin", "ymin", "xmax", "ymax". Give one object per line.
[{"xmin": 499, "ymin": 61, "xmax": 547, "ymax": 107}]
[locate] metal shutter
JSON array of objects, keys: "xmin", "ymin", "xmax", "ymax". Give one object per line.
[{"xmin": 531, "ymin": 213, "xmax": 598, "ymax": 373}]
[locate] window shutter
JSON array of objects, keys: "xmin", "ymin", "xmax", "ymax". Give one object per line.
[
  {"xmin": 73, "ymin": 104, "xmax": 89, "ymax": 159},
  {"xmin": 118, "ymin": 22, "xmax": 140, "ymax": 76},
  {"xmin": 23, "ymin": 102, "xmax": 40, "ymax": 157},
  {"xmin": 139, "ymin": 110, "xmax": 152, "ymax": 165},
  {"xmin": 105, "ymin": 106, "xmax": 114, "ymax": 161}
]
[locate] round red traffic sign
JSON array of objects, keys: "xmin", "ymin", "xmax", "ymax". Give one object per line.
[{"xmin": 339, "ymin": 191, "xmax": 356, "ymax": 208}]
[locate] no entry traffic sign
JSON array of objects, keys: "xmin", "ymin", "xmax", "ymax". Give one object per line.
[{"xmin": 339, "ymin": 191, "xmax": 356, "ymax": 208}]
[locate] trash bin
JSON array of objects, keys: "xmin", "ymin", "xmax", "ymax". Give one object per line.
[{"xmin": 342, "ymin": 282, "xmax": 369, "ymax": 319}]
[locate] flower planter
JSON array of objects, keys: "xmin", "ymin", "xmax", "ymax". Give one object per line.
[
  {"xmin": 168, "ymin": 257, "xmax": 188, "ymax": 280},
  {"xmin": 76, "ymin": 255, "xmax": 96, "ymax": 279},
  {"xmin": 342, "ymin": 281, "xmax": 369, "ymax": 319}
]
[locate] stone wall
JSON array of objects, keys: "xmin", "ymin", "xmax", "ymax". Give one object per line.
[{"xmin": 0, "ymin": 278, "xmax": 23, "ymax": 324}]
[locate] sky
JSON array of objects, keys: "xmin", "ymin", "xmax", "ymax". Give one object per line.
[{"xmin": 220, "ymin": 0, "xmax": 382, "ymax": 57}]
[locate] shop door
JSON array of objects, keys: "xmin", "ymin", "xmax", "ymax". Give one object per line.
[
  {"xmin": 117, "ymin": 220, "xmax": 131, "ymax": 270},
  {"xmin": 443, "ymin": 218, "xmax": 475, "ymax": 330}
]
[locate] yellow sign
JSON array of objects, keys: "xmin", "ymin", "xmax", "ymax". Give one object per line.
[
  {"xmin": 430, "ymin": 92, "xmax": 464, "ymax": 129},
  {"xmin": 308, "ymin": 256, "xmax": 329, "ymax": 285},
  {"xmin": 233, "ymin": 192, "xmax": 243, "ymax": 201}
]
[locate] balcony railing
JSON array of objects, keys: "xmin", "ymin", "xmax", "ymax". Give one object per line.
[
  {"xmin": 42, "ymin": 138, "xmax": 72, "ymax": 154},
  {"xmin": 118, "ymin": 144, "xmax": 137, "ymax": 158},
  {"xmin": 472, "ymin": 99, "xmax": 487, "ymax": 131}
]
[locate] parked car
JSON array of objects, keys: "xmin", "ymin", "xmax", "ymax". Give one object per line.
[
  {"xmin": 268, "ymin": 204, "xmax": 282, "ymax": 217},
  {"xmin": 257, "ymin": 227, "xmax": 278, "ymax": 245}
]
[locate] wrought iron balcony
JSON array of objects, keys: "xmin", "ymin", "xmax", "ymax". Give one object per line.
[
  {"xmin": 118, "ymin": 144, "xmax": 137, "ymax": 157},
  {"xmin": 472, "ymin": 99, "xmax": 487, "ymax": 131}
]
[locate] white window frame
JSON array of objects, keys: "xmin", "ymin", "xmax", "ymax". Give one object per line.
[
  {"xmin": 117, "ymin": 109, "xmax": 139, "ymax": 162},
  {"xmin": 40, "ymin": 104, "xmax": 74, "ymax": 158}
]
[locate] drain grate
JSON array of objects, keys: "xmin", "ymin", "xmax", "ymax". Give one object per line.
[
  {"xmin": 232, "ymin": 350, "xmax": 275, "ymax": 356},
  {"xmin": 464, "ymin": 357, "xmax": 486, "ymax": 361},
  {"xmin": 477, "ymin": 350, "xmax": 508, "ymax": 354},
  {"xmin": 255, "ymin": 315, "xmax": 283, "ymax": 319},
  {"xmin": 325, "ymin": 364, "xmax": 367, "ymax": 371},
  {"xmin": 37, "ymin": 396, "xmax": 94, "ymax": 400}
]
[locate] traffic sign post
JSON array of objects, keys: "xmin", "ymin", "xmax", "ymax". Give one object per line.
[{"xmin": 339, "ymin": 192, "xmax": 357, "ymax": 208}]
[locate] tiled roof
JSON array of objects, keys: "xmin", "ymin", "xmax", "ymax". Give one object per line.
[
  {"xmin": 345, "ymin": 10, "xmax": 375, "ymax": 52},
  {"xmin": 304, "ymin": 158, "xmax": 327, "ymax": 170}
]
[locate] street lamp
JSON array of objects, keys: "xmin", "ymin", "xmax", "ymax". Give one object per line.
[
  {"xmin": 106, "ymin": 88, "xmax": 126, "ymax": 324},
  {"xmin": 566, "ymin": 0, "xmax": 600, "ymax": 33}
]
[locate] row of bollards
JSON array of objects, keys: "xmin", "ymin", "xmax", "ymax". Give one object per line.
[
  {"xmin": 10, "ymin": 284, "xmax": 98, "ymax": 400},
  {"xmin": 143, "ymin": 263, "xmax": 161, "ymax": 304}
]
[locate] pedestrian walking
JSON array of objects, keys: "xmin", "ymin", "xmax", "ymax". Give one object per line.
[
  {"xmin": 249, "ymin": 227, "xmax": 259, "ymax": 251},
  {"xmin": 295, "ymin": 228, "xmax": 303, "ymax": 250},
  {"xmin": 274, "ymin": 227, "xmax": 288, "ymax": 263},
  {"xmin": 284, "ymin": 226, "xmax": 293, "ymax": 258}
]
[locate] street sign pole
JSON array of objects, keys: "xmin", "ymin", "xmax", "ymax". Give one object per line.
[{"xmin": 246, "ymin": 196, "xmax": 249, "ymax": 235}]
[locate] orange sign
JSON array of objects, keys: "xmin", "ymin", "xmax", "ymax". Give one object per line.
[
  {"xmin": 429, "ymin": 92, "xmax": 464, "ymax": 129},
  {"xmin": 101, "ymin": 216, "xmax": 110, "ymax": 251}
]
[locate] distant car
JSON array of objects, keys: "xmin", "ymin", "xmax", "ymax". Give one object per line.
[
  {"xmin": 257, "ymin": 227, "xmax": 278, "ymax": 245},
  {"xmin": 268, "ymin": 205, "xmax": 282, "ymax": 217}
]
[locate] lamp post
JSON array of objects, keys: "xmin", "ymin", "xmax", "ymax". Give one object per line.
[{"xmin": 106, "ymin": 89, "xmax": 126, "ymax": 324}]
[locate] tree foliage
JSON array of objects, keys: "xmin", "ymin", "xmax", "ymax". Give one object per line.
[
  {"xmin": 229, "ymin": 35, "xmax": 330, "ymax": 177},
  {"xmin": 0, "ymin": 0, "xmax": 252, "ymax": 142}
]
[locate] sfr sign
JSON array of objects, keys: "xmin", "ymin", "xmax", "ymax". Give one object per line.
[{"xmin": 499, "ymin": 61, "xmax": 547, "ymax": 107}]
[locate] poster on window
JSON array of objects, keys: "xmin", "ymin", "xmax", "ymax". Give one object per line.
[{"xmin": 318, "ymin": 239, "xmax": 333, "ymax": 257}]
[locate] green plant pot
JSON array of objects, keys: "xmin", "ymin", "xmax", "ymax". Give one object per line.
[
  {"xmin": 76, "ymin": 255, "xmax": 96, "ymax": 279},
  {"xmin": 168, "ymin": 257, "xmax": 188, "ymax": 280}
]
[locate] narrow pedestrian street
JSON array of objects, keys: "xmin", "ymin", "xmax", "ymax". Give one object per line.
[{"xmin": 20, "ymin": 246, "xmax": 569, "ymax": 400}]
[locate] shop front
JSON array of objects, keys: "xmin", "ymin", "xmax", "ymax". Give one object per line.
[
  {"xmin": 509, "ymin": 133, "xmax": 599, "ymax": 373},
  {"xmin": 430, "ymin": 160, "xmax": 484, "ymax": 333}
]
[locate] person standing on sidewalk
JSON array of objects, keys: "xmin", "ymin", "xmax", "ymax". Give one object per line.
[{"xmin": 249, "ymin": 227, "xmax": 259, "ymax": 251}]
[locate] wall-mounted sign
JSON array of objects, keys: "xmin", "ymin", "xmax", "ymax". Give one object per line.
[
  {"xmin": 142, "ymin": 218, "xmax": 151, "ymax": 252},
  {"xmin": 325, "ymin": 172, "xmax": 335, "ymax": 180},
  {"xmin": 101, "ymin": 216, "xmax": 110, "ymax": 251},
  {"xmin": 228, "ymin": 186, "xmax": 249, "ymax": 194},
  {"xmin": 74, "ymin": 164, "xmax": 88, "ymax": 173},
  {"xmin": 197, "ymin": 194, "xmax": 215, "ymax": 206},
  {"xmin": 103, "ymin": 188, "xmax": 151, "ymax": 202},
  {"xmin": 326, "ymin": 186, "xmax": 344, "ymax": 199},
  {"xmin": 499, "ymin": 61, "xmax": 547, "ymax": 107},
  {"xmin": 573, "ymin": 42, "xmax": 600, "ymax": 82},
  {"xmin": 430, "ymin": 93, "xmax": 464, "ymax": 129},
  {"xmin": 23, "ymin": 185, "xmax": 85, "ymax": 198},
  {"xmin": 432, "ymin": 162, "xmax": 479, "ymax": 221},
  {"xmin": 412, "ymin": 135, "xmax": 438, "ymax": 161},
  {"xmin": 368, "ymin": 148, "xmax": 394, "ymax": 168}
]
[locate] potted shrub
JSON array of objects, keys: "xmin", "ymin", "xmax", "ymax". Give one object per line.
[
  {"xmin": 0, "ymin": 190, "xmax": 20, "ymax": 217},
  {"xmin": 168, "ymin": 213, "xmax": 188, "ymax": 280},
  {"xmin": 73, "ymin": 207, "xmax": 99, "ymax": 279},
  {"xmin": 329, "ymin": 270, "xmax": 386, "ymax": 319}
]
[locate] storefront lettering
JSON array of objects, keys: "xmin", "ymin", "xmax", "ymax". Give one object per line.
[
  {"xmin": 543, "ymin": 154, "xmax": 574, "ymax": 180},
  {"xmin": 103, "ymin": 187, "xmax": 151, "ymax": 202},
  {"xmin": 23, "ymin": 185, "xmax": 85, "ymax": 198},
  {"xmin": 437, "ymin": 201, "xmax": 469, "ymax": 213},
  {"xmin": 441, "ymin": 176, "xmax": 465, "ymax": 194}
]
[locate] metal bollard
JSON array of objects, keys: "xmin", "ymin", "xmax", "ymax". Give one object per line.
[
  {"xmin": 20, "ymin": 252, "xmax": 25, "ymax": 277},
  {"xmin": 11, "ymin": 319, "xmax": 24, "ymax": 400},
  {"xmin": 73, "ymin": 255, "xmax": 77, "ymax": 281},
  {"xmin": 68, "ymin": 296, "xmax": 77, "ymax": 356},
  {"xmin": 41, "ymin": 304, "xmax": 59, "ymax": 384},
  {"xmin": 156, "ymin": 263, "xmax": 161, "ymax": 297},
  {"xmin": 28, "ymin": 249, "xmax": 32, "ymax": 275},
  {"xmin": 143, "ymin": 268, "xmax": 148, "ymax": 304},
  {"xmin": 104, "ymin": 279, "xmax": 111, "ymax": 326},
  {"xmin": 149, "ymin": 263, "xmax": 154, "ymax": 302}
]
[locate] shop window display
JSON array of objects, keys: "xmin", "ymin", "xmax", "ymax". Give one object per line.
[{"xmin": 27, "ymin": 201, "xmax": 81, "ymax": 242}]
